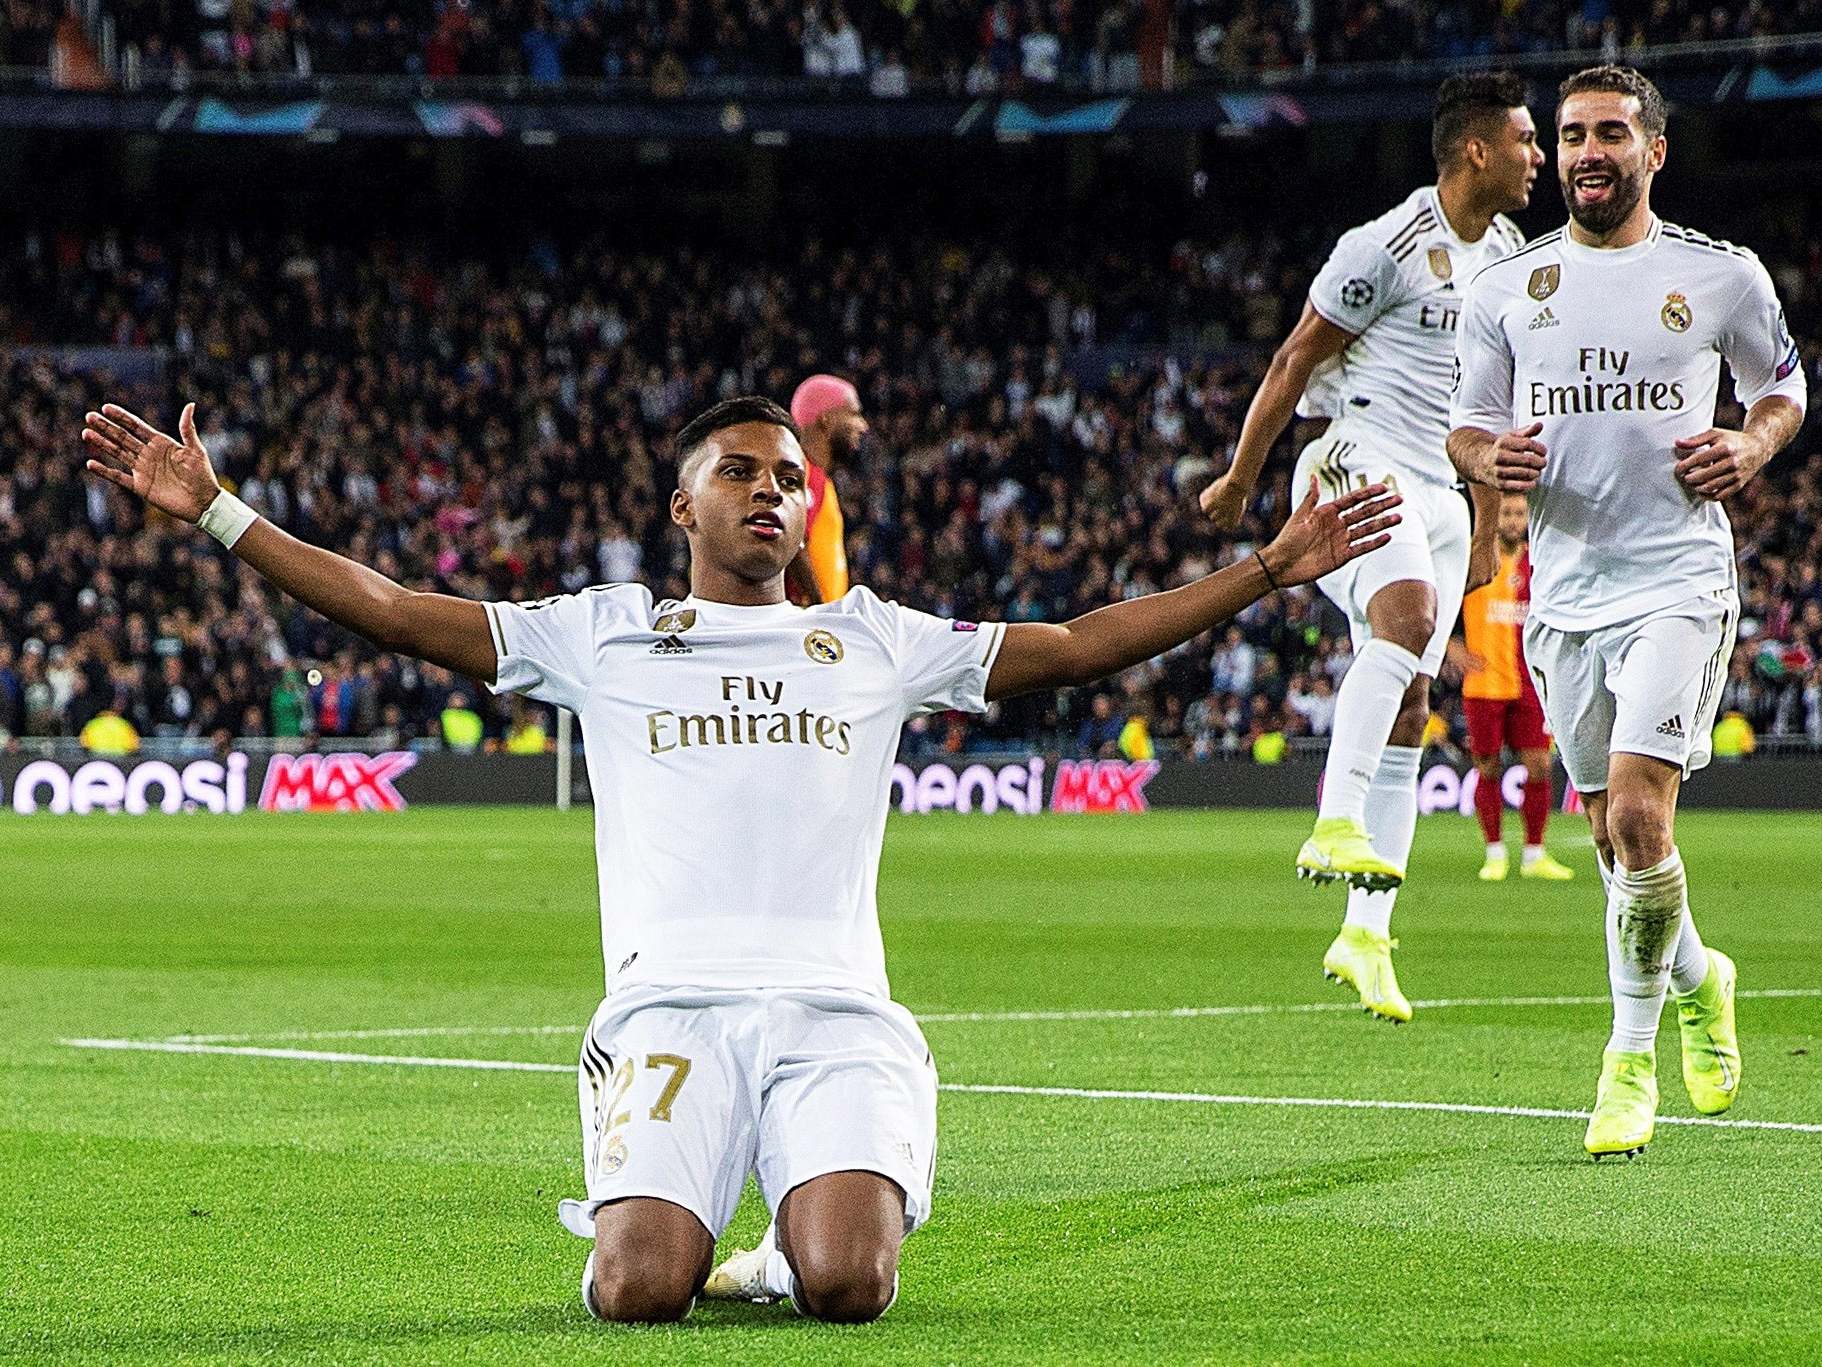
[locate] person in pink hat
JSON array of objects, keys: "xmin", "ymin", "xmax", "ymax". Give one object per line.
[{"xmin": 788, "ymin": 374, "xmax": 867, "ymax": 602}]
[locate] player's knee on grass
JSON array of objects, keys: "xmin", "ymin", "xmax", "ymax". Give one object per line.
[
  {"xmin": 777, "ymin": 1171, "xmax": 906, "ymax": 1324},
  {"xmin": 789, "ymin": 1241, "xmax": 899, "ymax": 1323},
  {"xmin": 588, "ymin": 1199, "xmax": 711, "ymax": 1324},
  {"xmin": 588, "ymin": 1249, "xmax": 700, "ymax": 1324},
  {"xmin": 1387, "ymin": 675, "xmax": 1431, "ymax": 749}
]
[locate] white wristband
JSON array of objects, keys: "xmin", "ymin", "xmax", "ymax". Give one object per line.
[{"xmin": 197, "ymin": 490, "xmax": 259, "ymax": 549}]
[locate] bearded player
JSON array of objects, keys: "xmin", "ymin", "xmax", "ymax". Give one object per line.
[
  {"xmin": 787, "ymin": 374, "xmax": 864, "ymax": 602},
  {"xmin": 1199, "ymin": 71, "xmax": 1545, "ymax": 1022},
  {"xmin": 1450, "ymin": 66, "xmax": 1805, "ymax": 1156},
  {"xmin": 81, "ymin": 395, "xmax": 1398, "ymax": 1321},
  {"xmin": 1456, "ymin": 492, "xmax": 1574, "ymax": 882}
]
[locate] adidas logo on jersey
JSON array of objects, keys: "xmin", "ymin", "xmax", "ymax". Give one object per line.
[
  {"xmin": 1528, "ymin": 306, "xmax": 1560, "ymax": 331},
  {"xmin": 1655, "ymin": 714, "xmax": 1685, "ymax": 739},
  {"xmin": 650, "ymin": 635, "xmax": 693, "ymax": 656}
]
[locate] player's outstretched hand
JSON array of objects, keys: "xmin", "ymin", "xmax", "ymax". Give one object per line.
[
  {"xmin": 81, "ymin": 403, "xmax": 222, "ymax": 525},
  {"xmin": 1493, "ymin": 422, "xmax": 1547, "ymax": 491},
  {"xmin": 1673, "ymin": 427, "xmax": 1768, "ymax": 502},
  {"xmin": 1198, "ymin": 471, "xmax": 1250, "ymax": 529},
  {"xmin": 1261, "ymin": 479, "xmax": 1401, "ymax": 589}
]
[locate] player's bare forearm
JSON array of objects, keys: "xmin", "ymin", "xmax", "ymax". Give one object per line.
[
  {"xmin": 231, "ymin": 521, "xmax": 498, "ymax": 680},
  {"xmin": 988, "ymin": 481, "xmax": 1401, "ymax": 700},
  {"xmin": 81, "ymin": 401, "xmax": 498, "ymax": 682},
  {"xmin": 1200, "ymin": 306, "xmax": 1354, "ymax": 526},
  {"xmin": 987, "ymin": 558, "xmax": 1276, "ymax": 699},
  {"xmin": 1447, "ymin": 427, "xmax": 1499, "ymax": 485},
  {"xmin": 1674, "ymin": 395, "xmax": 1804, "ymax": 501},
  {"xmin": 1449, "ymin": 422, "xmax": 1544, "ymax": 492}
]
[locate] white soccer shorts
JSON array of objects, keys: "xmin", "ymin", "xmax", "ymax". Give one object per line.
[
  {"xmin": 557, "ymin": 985, "xmax": 938, "ymax": 1242},
  {"xmin": 1522, "ymin": 591, "xmax": 1738, "ymax": 795},
  {"xmin": 1292, "ymin": 424, "xmax": 1470, "ymax": 677}
]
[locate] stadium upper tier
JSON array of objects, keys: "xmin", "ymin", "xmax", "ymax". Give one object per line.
[
  {"xmin": 7, "ymin": 0, "xmax": 1822, "ymax": 96},
  {"xmin": 2, "ymin": 226, "xmax": 1818, "ymax": 756}
]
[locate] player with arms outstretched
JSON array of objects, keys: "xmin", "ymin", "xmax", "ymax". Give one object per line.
[
  {"xmin": 80, "ymin": 395, "xmax": 1397, "ymax": 1322},
  {"xmin": 1199, "ymin": 71, "xmax": 1545, "ymax": 1022},
  {"xmin": 1454, "ymin": 492, "xmax": 1574, "ymax": 882},
  {"xmin": 1449, "ymin": 66, "xmax": 1805, "ymax": 1157}
]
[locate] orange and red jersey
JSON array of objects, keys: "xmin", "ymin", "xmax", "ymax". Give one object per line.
[
  {"xmin": 804, "ymin": 463, "xmax": 849, "ymax": 602},
  {"xmin": 1462, "ymin": 547, "xmax": 1535, "ymax": 702}
]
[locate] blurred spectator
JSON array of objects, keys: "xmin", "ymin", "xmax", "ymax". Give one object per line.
[
  {"xmin": 440, "ymin": 691, "xmax": 484, "ymax": 752},
  {"xmin": 1077, "ymin": 692, "xmax": 1125, "ymax": 756}
]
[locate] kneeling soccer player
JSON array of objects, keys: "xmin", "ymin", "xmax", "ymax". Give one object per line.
[{"xmin": 80, "ymin": 394, "xmax": 1398, "ymax": 1319}]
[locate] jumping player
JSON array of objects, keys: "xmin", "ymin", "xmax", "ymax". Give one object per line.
[
  {"xmin": 80, "ymin": 395, "xmax": 1398, "ymax": 1321},
  {"xmin": 1456, "ymin": 491, "xmax": 1574, "ymax": 882},
  {"xmin": 1449, "ymin": 66, "xmax": 1805, "ymax": 1156},
  {"xmin": 1199, "ymin": 71, "xmax": 1546, "ymax": 1022}
]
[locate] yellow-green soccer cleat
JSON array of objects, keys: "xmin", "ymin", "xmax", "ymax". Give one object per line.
[
  {"xmin": 1321, "ymin": 925, "xmax": 1412, "ymax": 1024},
  {"xmin": 1296, "ymin": 817, "xmax": 1405, "ymax": 892},
  {"xmin": 1479, "ymin": 849, "xmax": 1510, "ymax": 881},
  {"xmin": 1584, "ymin": 1049, "xmax": 1658, "ymax": 1159},
  {"xmin": 1519, "ymin": 851, "xmax": 1576, "ymax": 881},
  {"xmin": 1678, "ymin": 948, "xmax": 1741, "ymax": 1115}
]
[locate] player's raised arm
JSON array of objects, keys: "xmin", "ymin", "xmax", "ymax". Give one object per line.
[
  {"xmin": 986, "ymin": 481, "xmax": 1399, "ymax": 701},
  {"xmin": 81, "ymin": 402, "xmax": 500, "ymax": 683},
  {"xmin": 1198, "ymin": 301, "xmax": 1358, "ymax": 528}
]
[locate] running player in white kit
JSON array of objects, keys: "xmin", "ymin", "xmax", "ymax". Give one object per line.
[
  {"xmin": 1449, "ymin": 66, "xmax": 1805, "ymax": 1157},
  {"xmin": 1199, "ymin": 72, "xmax": 1546, "ymax": 1022},
  {"xmin": 79, "ymin": 395, "xmax": 1399, "ymax": 1322}
]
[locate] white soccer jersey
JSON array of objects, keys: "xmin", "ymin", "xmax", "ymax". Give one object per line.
[
  {"xmin": 1308, "ymin": 185, "xmax": 1525, "ymax": 484},
  {"xmin": 485, "ymin": 585, "xmax": 1005, "ymax": 999},
  {"xmin": 1296, "ymin": 355, "xmax": 1342, "ymax": 420},
  {"xmin": 1451, "ymin": 217, "xmax": 1807, "ymax": 631}
]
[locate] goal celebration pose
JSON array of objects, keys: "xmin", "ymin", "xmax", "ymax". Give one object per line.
[
  {"xmin": 1199, "ymin": 71, "xmax": 1546, "ymax": 1022},
  {"xmin": 80, "ymin": 394, "xmax": 1398, "ymax": 1321},
  {"xmin": 1449, "ymin": 66, "xmax": 1806, "ymax": 1157}
]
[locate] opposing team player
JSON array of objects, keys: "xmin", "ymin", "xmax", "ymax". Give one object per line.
[
  {"xmin": 787, "ymin": 374, "xmax": 864, "ymax": 602},
  {"xmin": 1455, "ymin": 492, "xmax": 1574, "ymax": 882},
  {"xmin": 80, "ymin": 395, "xmax": 1398, "ymax": 1322},
  {"xmin": 1199, "ymin": 71, "xmax": 1546, "ymax": 1022},
  {"xmin": 1449, "ymin": 66, "xmax": 1805, "ymax": 1156}
]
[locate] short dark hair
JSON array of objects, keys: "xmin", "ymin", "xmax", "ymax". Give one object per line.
[
  {"xmin": 1557, "ymin": 65, "xmax": 1667, "ymax": 140},
  {"xmin": 1432, "ymin": 71, "xmax": 1529, "ymax": 167},
  {"xmin": 674, "ymin": 396, "xmax": 801, "ymax": 478}
]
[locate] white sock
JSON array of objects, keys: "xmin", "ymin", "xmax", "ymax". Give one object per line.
[
  {"xmin": 1604, "ymin": 849, "xmax": 1687, "ymax": 1053},
  {"xmin": 1670, "ymin": 909, "xmax": 1710, "ymax": 998},
  {"xmin": 763, "ymin": 1248, "xmax": 798, "ymax": 1302},
  {"xmin": 1594, "ymin": 846, "xmax": 1612, "ymax": 895},
  {"xmin": 1488, "ymin": 842, "xmax": 1506, "ymax": 859},
  {"xmin": 1522, "ymin": 843, "xmax": 1544, "ymax": 862},
  {"xmin": 1342, "ymin": 745, "xmax": 1420, "ymax": 938},
  {"xmin": 1317, "ymin": 640, "xmax": 1422, "ymax": 825}
]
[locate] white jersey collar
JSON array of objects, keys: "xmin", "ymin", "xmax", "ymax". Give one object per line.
[
  {"xmin": 680, "ymin": 593, "xmax": 804, "ymax": 623},
  {"xmin": 1559, "ymin": 214, "xmax": 1663, "ymax": 263}
]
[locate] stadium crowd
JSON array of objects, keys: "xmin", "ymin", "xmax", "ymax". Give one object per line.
[
  {"xmin": 2, "ymin": 222, "xmax": 1820, "ymax": 759},
  {"xmin": 24, "ymin": 0, "xmax": 1819, "ymax": 92}
]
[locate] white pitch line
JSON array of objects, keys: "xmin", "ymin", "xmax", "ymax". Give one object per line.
[
  {"xmin": 147, "ymin": 987, "xmax": 1822, "ymax": 1042},
  {"xmin": 61, "ymin": 1038, "xmax": 570, "ymax": 1073},
  {"xmin": 57, "ymin": 1038, "xmax": 1822, "ymax": 1135}
]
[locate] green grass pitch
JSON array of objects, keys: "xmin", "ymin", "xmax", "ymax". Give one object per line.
[{"xmin": 6, "ymin": 806, "xmax": 1821, "ymax": 1364}]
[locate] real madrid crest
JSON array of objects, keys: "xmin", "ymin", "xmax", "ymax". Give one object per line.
[
  {"xmin": 599, "ymin": 1133, "xmax": 628, "ymax": 1177},
  {"xmin": 652, "ymin": 609, "xmax": 696, "ymax": 633},
  {"xmin": 1527, "ymin": 264, "xmax": 1560, "ymax": 301},
  {"xmin": 1427, "ymin": 246, "xmax": 1452, "ymax": 281},
  {"xmin": 1660, "ymin": 291, "xmax": 1692, "ymax": 333},
  {"xmin": 804, "ymin": 629, "xmax": 844, "ymax": 665}
]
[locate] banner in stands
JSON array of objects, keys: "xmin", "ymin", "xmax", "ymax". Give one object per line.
[{"xmin": 3, "ymin": 750, "xmax": 1819, "ymax": 814}]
